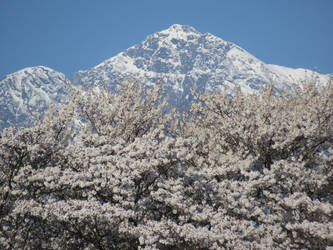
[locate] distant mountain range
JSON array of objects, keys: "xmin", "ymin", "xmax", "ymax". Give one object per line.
[{"xmin": 0, "ymin": 24, "xmax": 331, "ymax": 130}]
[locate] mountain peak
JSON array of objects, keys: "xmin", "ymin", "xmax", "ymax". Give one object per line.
[
  {"xmin": 72, "ymin": 23, "xmax": 331, "ymax": 101},
  {"xmin": 154, "ymin": 24, "xmax": 202, "ymax": 42},
  {"xmin": 0, "ymin": 66, "xmax": 69, "ymax": 130},
  {"xmin": 2, "ymin": 66, "xmax": 60, "ymax": 81},
  {"xmin": 164, "ymin": 24, "xmax": 200, "ymax": 34}
]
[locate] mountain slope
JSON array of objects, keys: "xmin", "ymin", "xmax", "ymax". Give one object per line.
[{"xmin": 0, "ymin": 66, "xmax": 69, "ymax": 130}]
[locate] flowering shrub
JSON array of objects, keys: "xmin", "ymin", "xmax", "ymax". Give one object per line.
[{"xmin": 0, "ymin": 80, "xmax": 332, "ymax": 249}]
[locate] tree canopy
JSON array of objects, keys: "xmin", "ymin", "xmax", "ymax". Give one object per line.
[{"xmin": 1, "ymin": 81, "xmax": 332, "ymax": 249}]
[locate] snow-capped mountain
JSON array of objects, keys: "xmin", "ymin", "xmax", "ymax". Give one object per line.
[
  {"xmin": 0, "ymin": 24, "xmax": 331, "ymax": 129},
  {"xmin": 0, "ymin": 66, "xmax": 69, "ymax": 130},
  {"xmin": 72, "ymin": 24, "xmax": 331, "ymax": 106}
]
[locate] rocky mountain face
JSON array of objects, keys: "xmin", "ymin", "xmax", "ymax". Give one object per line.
[
  {"xmin": 0, "ymin": 66, "xmax": 68, "ymax": 130},
  {"xmin": 0, "ymin": 24, "xmax": 331, "ymax": 129}
]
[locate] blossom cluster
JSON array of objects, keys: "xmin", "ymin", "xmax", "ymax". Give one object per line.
[{"xmin": 1, "ymin": 80, "xmax": 332, "ymax": 249}]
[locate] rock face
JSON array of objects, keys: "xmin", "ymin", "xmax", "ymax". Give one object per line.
[
  {"xmin": 0, "ymin": 66, "xmax": 68, "ymax": 130},
  {"xmin": 0, "ymin": 24, "xmax": 331, "ymax": 129}
]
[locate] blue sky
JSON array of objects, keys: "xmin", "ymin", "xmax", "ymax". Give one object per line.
[{"xmin": 1, "ymin": 0, "xmax": 332, "ymax": 79}]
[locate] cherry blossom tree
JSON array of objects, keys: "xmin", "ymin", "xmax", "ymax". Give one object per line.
[{"xmin": 0, "ymin": 80, "xmax": 332, "ymax": 249}]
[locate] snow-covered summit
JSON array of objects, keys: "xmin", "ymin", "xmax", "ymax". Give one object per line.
[
  {"xmin": 164, "ymin": 24, "xmax": 199, "ymax": 33},
  {"xmin": 0, "ymin": 66, "xmax": 69, "ymax": 129},
  {"xmin": 157, "ymin": 24, "xmax": 201, "ymax": 40}
]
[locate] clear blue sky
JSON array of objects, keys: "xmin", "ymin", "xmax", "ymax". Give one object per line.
[{"xmin": 1, "ymin": 0, "xmax": 332, "ymax": 79}]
